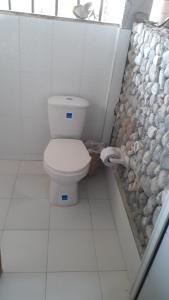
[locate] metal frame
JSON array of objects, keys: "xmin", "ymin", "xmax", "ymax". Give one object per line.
[
  {"xmin": 31, "ymin": 0, "xmax": 34, "ymax": 13},
  {"xmin": 8, "ymin": 0, "xmax": 11, "ymax": 10},
  {"xmin": 130, "ymin": 191, "xmax": 169, "ymax": 299},
  {"xmin": 6, "ymin": 0, "xmax": 104, "ymax": 21}
]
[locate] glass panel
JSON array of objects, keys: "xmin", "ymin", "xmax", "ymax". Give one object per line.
[
  {"xmin": 102, "ymin": 0, "xmax": 125, "ymax": 24},
  {"xmin": 58, "ymin": 0, "xmax": 77, "ymax": 18},
  {"xmin": 0, "ymin": 0, "xmax": 8, "ymax": 10},
  {"xmin": 34, "ymin": 0, "xmax": 55, "ymax": 16},
  {"xmin": 11, "ymin": 0, "xmax": 32, "ymax": 13},
  {"xmin": 80, "ymin": 0, "xmax": 100, "ymax": 20}
]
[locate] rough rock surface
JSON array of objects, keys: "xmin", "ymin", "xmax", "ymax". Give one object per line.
[{"xmin": 112, "ymin": 22, "xmax": 169, "ymax": 252}]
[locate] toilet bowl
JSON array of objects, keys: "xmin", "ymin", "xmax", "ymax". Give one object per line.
[{"xmin": 44, "ymin": 139, "xmax": 91, "ymax": 206}]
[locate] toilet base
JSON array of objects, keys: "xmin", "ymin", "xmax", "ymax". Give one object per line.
[{"xmin": 49, "ymin": 180, "xmax": 79, "ymax": 206}]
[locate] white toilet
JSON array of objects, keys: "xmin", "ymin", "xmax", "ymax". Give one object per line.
[{"xmin": 43, "ymin": 95, "xmax": 91, "ymax": 206}]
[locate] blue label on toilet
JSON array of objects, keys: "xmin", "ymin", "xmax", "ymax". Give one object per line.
[
  {"xmin": 62, "ymin": 195, "xmax": 68, "ymax": 201},
  {"xmin": 66, "ymin": 112, "xmax": 72, "ymax": 119}
]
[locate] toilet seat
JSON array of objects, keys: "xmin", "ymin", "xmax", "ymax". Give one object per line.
[{"xmin": 44, "ymin": 139, "xmax": 91, "ymax": 175}]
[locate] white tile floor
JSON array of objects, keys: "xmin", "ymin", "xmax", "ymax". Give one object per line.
[{"xmin": 0, "ymin": 160, "xmax": 130, "ymax": 300}]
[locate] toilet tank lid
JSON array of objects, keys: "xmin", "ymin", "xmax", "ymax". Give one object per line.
[{"xmin": 48, "ymin": 96, "xmax": 90, "ymax": 108}]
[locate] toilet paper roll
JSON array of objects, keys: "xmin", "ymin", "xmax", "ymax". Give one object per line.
[{"xmin": 100, "ymin": 147, "xmax": 122, "ymax": 167}]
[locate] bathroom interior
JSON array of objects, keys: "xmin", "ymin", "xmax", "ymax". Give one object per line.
[{"xmin": 1, "ymin": 0, "xmax": 169, "ymax": 299}]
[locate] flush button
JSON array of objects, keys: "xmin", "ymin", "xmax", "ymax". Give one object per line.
[
  {"xmin": 66, "ymin": 97, "xmax": 73, "ymax": 100},
  {"xmin": 66, "ymin": 112, "xmax": 72, "ymax": 119}
]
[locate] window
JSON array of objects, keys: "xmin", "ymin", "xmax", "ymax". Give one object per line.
[
  {"xmin": 149, "ymin": 0, "xmax": 163, "ymax": 22},
  {"xmin": 34, "ymin": 0, "xmax": 56, "ymax": 16},
  {"xmin": 0, "ymin": 0, "xmax": 125, "ymax": 24},
  {"xmin": 0, "ymin": 0, "xmax": 8, "ymax": 10},
  {"xmin": 11, "ymin": 0, "xmax": 32, "ymax": 13}
]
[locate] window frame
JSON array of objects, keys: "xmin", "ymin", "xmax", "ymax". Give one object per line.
[{"xmin": 4, "ymin": 0, "xmax": 104, "ymax": 21}]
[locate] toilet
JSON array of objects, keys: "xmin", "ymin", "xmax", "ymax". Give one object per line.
[{"xmin": 43, "ymin": 96, "xmax": 91, "ymax": 206}]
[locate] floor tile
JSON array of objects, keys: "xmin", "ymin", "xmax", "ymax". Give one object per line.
[
  {"xmin": 1, "ymin": 231, "xmax": 48, "ymax": 272},
  {"xmin": 0, "ymin": 160, "xmax": 20, "ymax": 174},
  {"xmin": 48, "ymin": 230, "xmax": 97, "ymax": 271},
  {"xmin": 79, "ymin": 178, "xmax": 88, "ymax": 199},
  {"xmin": 0, "ymin": 175, "xmax": 16, "ymax": 198},
  {"xmin": 0, "ymin": 273, "xmax": 45, "ymax": 300},
  {"xmin": 13, "ymin": 174, "xmax": 49, "ymax": 198},
  {"xmin": 90, "ymin": 199, "xmax": 115, "ymax": 229},
  {"xmin": 0, "ymin": 198, "xmax": 11, "ymax": 229},
  {"xmin": 19, "ymin": 160, "xmax": 45, "ymax": 174},
  {"xmin": 0, "ymin": 231, "xmax": 3, "ymax": 245},
  {"xmin": 50, "ymin": 199, "xmax": 91, "ymax": 230},
  {"xmin": 87, "ymin": 173, "xmax": 109, "ymax": 200},
  {"xmin": 5, "ymin": 198, "xmax": 50, "ymax": 230},
  {"xmin": 99, "ymin": 271, "xmax": 129, "ymax": 300},
  {"xmin": 46, "ymin": 272, "xmax": 102, "ymax": 300},
  {"xmin": 93, "ymin": 230, "xmax": 126, "ymax": 271}
]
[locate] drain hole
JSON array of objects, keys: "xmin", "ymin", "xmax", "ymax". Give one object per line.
[{"xmin": 66, "ymin": 97, "xmax": 73, "ymax": 100}]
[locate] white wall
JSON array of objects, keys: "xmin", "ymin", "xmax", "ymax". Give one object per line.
[
  {"xmin": 0, "ymin": 13, "xmax": 118, "ymax": 160},
  {"xmin": 106, "ymin": 168, "xmax": 141, "ymax": 287}
]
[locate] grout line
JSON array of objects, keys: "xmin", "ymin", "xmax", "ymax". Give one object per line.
[
  {"xmin": 2, "ymin": 163, "xmax": 21, "ymax": 235},
  {"xmin": 44, "ymin": 200, "xmax": 51, "ymax": 300},
  {"xmin": 0, "ymin": 269, "xmax": 128, "ymax": 274},
  {"xmin": 87, "ymin": 188, "xmax": 104, "ymax": 300}
]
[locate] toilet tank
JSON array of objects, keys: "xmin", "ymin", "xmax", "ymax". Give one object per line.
[{"xmin": 48, "ymin": 96, "xmax": 90, "ymax": 139}]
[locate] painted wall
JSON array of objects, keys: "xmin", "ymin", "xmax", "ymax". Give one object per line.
[{"xmin": 0, "ymin": 13, "xmax": 119, "ymax": 160}]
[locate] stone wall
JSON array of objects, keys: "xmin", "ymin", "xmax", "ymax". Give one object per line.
[{"xmin": 112, "ymin": 22, "xmax": 169, "ymax": 251}]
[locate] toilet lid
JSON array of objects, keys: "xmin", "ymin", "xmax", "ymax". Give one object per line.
[{"xmin": 44, "ymin": 139, "xmax": 91, "ymax": 173}]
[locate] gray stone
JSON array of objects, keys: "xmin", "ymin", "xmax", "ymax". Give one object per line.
[
  {"xmin": 164, "ymin": 63, "xmax": 169, "ymax": 77},
  {"xmin": 136, "ymin": 23, "xmax": 144, "ymax": 34},
  {"xmin": 143, "ymin": 151, "xmax": 152, "ymax": 165},
  {"xmin": 149, "ymin": 113, "xmax": 154, "ymax": 125},
  {"xmin": 165, "ymin": 115, "xmax": 169, "ymax": 130},
  {"xmin": 151, "ymin": 83, "xmax": 159, "ymax": 95},
  {"xmin": 164, "ymin": 79, "xmax": 169, "ymax": 94},
  {"xmin": 150, "ymin": 36, "xmax": 158, "ymax": 49},
  {"xmin": 162, "ymin": 50, "xmax": 169, "ymax": 66},
  {"xmin": 162, "ymin": 132, "xmax": 169, "ymax": 147},
  {"xmin": 164, "ymin": 95, "xmax": 169, "ymax": 106},
  {"xmin": 128, "ymin": 170, "xmax": 135, "ymax": 183},
  {"xmin": 153, "ymin": 103, "xmax": 158, "ymax": 113},
  {"xmin": 138, "ymin": 192, "xmax": 147, "ymax": 207},
  {"xmin": 159, "ymin": 69, "xmax": 165, "ymax": 89},
  {"xmin": 146, "ymin": 162, "xmax": 158, "ymax": 177},
  {"xmin": 149, "ymin": 65, "xmax": 158, "ymax": 82},
  {"xmin": 140, "ymin": 176, "xmax": 152, "ymax": 197},
  {"xmin": 160, "ymin": 152, "xmax": 169, "ymax": 170},
  {"xmin": 153, "ymin": 55, "xmax": 160, "ymax": 66},
  {"xmin": 153, "ymin": 145, "xmax": 162, "ymax": 162},
  {"xmin": 156, "ymin": 192, "xmax": 163, "ymax": 205},
  {"xmin": 146, "ymin": 225, "xmax": 153, "ymax": 239},
  {"xmin": 149, "ymin": 140, "xmax": 156, "ymax": 152},
  {"xmin": 158, "ymin": 105, "xmax": 167, "ymax": 120},
  {"xmin": 149, "ymin": 95, "xmax": 156, "ymax": 106},
  {"xmin": 158, "ymin": 170, "xmax": 169, "ymax": 189},
  {"xmin": 154, "ymin": 165, "xmax": 161, "ymax": 176},
  {"xmin": 156, "ymin": 43, "xmax": 163, "ymax": 55},
  {"xmin": 151, "ymin": 177, "xmax": 160, "ymax": 195},
  {"xmin": 147, "ymin": 126, "xmax": 157, "ymax": 138},
  {"xmin": 144, "ymin": 47, "xmax": 150, "ymax": 58},
  {"xmin": 149, "ymin": 50, "xmax": 156, "ymax": 63},
  {"xmin": 135, "ymin": 53, "xmax": 143, "ymax": 65}
]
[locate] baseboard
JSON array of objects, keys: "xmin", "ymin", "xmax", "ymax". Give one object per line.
[{"xmin": 106, "ymin": 167, "xmax": 141, "ymax": 287}]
